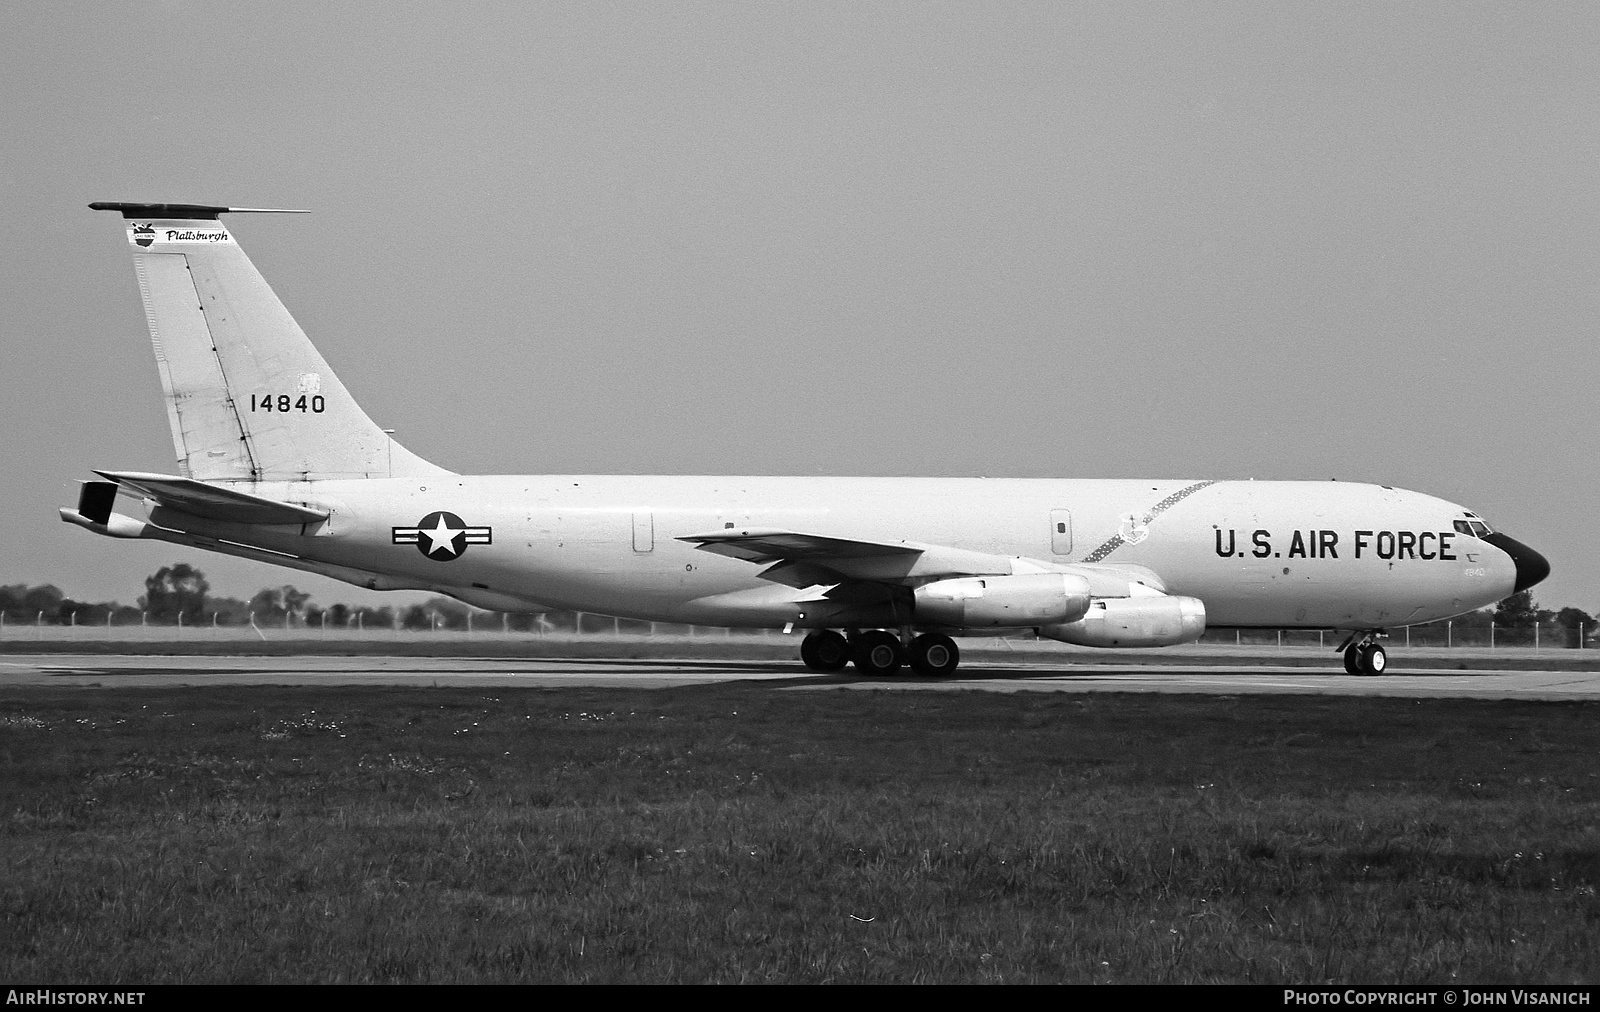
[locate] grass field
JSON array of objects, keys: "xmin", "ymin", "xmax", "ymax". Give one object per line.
[{"xmin": 2, "ymin": 685, "xmax": 1596, "ymax": 983}]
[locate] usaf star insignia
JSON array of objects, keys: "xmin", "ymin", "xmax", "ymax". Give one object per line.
[{"xmin": 392, "ymin": 511, "xmax": 491, "ymax": 561}]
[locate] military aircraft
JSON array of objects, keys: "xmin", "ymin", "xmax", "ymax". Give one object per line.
[{"xmin": 63, "ymin": 203, "xmax": 1549, "ymax": 677}]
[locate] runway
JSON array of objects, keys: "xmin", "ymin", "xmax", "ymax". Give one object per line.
[{"xmin": 3, "ymin": 652, "xmax": 1599, "ymax": 700}]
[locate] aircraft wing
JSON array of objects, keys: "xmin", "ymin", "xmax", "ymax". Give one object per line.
[
  {"xmin": 680, "ymin": 529, "xmax": 921, "ymax": 564},
  {"xmin": 681, "ymin": 529, "xmax": 1018, "ymax": 588},
  {"xmin": 95, "ymin": 470, "xmax": 329, "ymax": 525},
  {"xmin": 679, "ymin": 528, "xmax": 1175, "ymax": 596}
]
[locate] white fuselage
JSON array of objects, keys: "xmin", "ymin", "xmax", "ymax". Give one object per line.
[{"xmin": 155, "ymin": 475, "xmax": 1519, "ymax": 630}]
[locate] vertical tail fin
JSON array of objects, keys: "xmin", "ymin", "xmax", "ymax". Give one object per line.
[{"xmin": 91, "ymin": 203, "xmax": 447, "ymax": 482}]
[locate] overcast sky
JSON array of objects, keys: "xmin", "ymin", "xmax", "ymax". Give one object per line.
[{"xmin": 1, "ymin": 2, "xmax": 1596, "ymax": 613}]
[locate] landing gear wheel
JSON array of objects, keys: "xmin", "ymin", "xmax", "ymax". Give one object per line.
[
  {"xmin": 800, "ymin": 630, "xmax": 851, "ymax": 672},
  {"xmin": 1359, "ymin": 642, "xmax": 1387, "ymax": 676},
  {"xmin": 909, "ymin": 634, "xmax": 960, "ymax": 677},
  {"xmin": 852, "ymin": 630, "xmax": 904, "ymax": 676},
  {"xmin": 1343, "ymin": 645, "xmax": 1363, "ymax": 676}
]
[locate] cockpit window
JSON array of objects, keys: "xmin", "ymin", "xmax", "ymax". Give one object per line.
[{"xmin": 1454, "ymin": 516, "xmax": 1494, "ymax": 538}]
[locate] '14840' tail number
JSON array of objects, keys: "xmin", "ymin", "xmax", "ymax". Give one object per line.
[{"xmin": 251, "ymin": 394, "xmax": 325, "ymax": 413}]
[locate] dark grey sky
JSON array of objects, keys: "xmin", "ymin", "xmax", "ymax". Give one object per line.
[{"xmin": 2, "ymin": 2, "xmax": 1595, "ymax": 611}]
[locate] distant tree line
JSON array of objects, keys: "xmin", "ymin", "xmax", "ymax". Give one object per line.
[
  {"xmin": 0, "ymin": 563, "xmax": 655, "ymax": 633},
  {"xmin": 1390, "ymin": 591, "xmax": 1594, "ymax": 648},
  {"xmin": 2, "ymin": 565, "xmax": 1596, "ymax": 646},
  {"xmin": 1199, "ymin": 590, "xmax": 1595, "ymax": 648}
]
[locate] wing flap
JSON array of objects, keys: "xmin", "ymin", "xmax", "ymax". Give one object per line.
[
  {"xmin": 758, "ymin": 560, "xmax": 846, "ymax": 589},
  {"xmin": 95, "ymin": 470, "xmax": 329, "ymax": 525}
]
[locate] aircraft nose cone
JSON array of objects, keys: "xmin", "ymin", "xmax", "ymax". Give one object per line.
[{"xmin": 1483, "ymin": 532, "xmax": 1551, "ymax": 593}]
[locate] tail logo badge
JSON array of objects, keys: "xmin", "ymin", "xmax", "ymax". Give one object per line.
[
  {"xmin": 132, "ymin": 223, "xmax": 155, "ymax": 248},
  {"xmin": 393, "ymin": 511, "xmax": 492, "ymax": 561}
]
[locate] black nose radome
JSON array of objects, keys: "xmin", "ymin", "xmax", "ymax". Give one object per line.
[{"xmin": 1483, "ymin": 532, "xmax": 1551, "ymax": 593}]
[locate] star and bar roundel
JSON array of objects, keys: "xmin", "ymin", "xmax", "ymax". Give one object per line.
[{"xmin": 392, "ymin": 511, "xmax": 492, "ymax": 561}]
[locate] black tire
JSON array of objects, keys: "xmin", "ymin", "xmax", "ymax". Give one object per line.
[
  {"xmin": 852, "ymin": 630, "xmax": 904, "ymax": 675},
  {"xmin": 1343, "ymin": 645, "xmax": 1362, "ymax": 675},
  {"xmin": 800, "ymin": 630, "xmax": 850, "ymax": 672},
  {"xmin": 909, "ymin": 633, "xmax": 960, "ymax": 677},
  {"xmin": 1359, "ymin": 643, "xmax": 1387, "ymax": 676}
]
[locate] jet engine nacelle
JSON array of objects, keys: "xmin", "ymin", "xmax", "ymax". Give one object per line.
[
  {"xmin": 1036, "ymin": 595, "xmax": 1206, "ymax": 648},
  {"xmin": 914, "ymin": 572, "xmax": 1092, "ymax": 627},
  {"xmin": 1036, "ymin": 592, "xmax": 1203, "ymax": 646}
]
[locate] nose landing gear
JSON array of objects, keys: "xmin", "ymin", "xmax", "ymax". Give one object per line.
[{"xmin": 1338, "ymin": 632, "xmax": 1388, "ymax": 676}]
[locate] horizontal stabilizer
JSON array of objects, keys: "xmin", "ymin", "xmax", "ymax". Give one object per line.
[{"xmin": 94, "ymin": 470, "xmax": 329, "ymax": 525}]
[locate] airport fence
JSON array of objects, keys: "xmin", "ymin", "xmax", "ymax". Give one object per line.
[
  {"xmin": 0, "ymin": 613, "xmax": 1589, "ymax": 649},
  {"xmin": 1201, "ymin": 619, "xmax": 1589, "ymax": 650},
  {"xmin": 0, "ymin": 613, "xmax": 789, "ymax": 645}
]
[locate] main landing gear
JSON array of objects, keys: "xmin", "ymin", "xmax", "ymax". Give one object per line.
[
  {"xmin": 799, "ymin": 630, "xmax": 961, "ymax": 677},
  {"xmin": 798, "ymin": 629, "xmax": 851, "ymax": 672},
  {"xmin": 908, "ymin": 633, "xmax": 960, "ymax": 677},
  {"xmin": 1339, "ymin": 632, "xmax": 1388, "ymax": 676}
]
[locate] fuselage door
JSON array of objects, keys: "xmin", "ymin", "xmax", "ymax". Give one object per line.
[
  {"xmin": 1050, "ymin": 509, "xmax": 1072, "ymax": 555},
  {"xmin": 632, "ymin": 511, "xmax": 654, "ymax": 553}
]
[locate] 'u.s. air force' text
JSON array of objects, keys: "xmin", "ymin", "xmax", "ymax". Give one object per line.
[{"xmin": 1215, "ymin": 529, "xmax": 1459, "ymax": 561}]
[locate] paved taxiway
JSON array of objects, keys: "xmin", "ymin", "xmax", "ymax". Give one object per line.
[{"xmin": 2, "ymin": 653, "xmax": 1598, "ymax": 700}]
